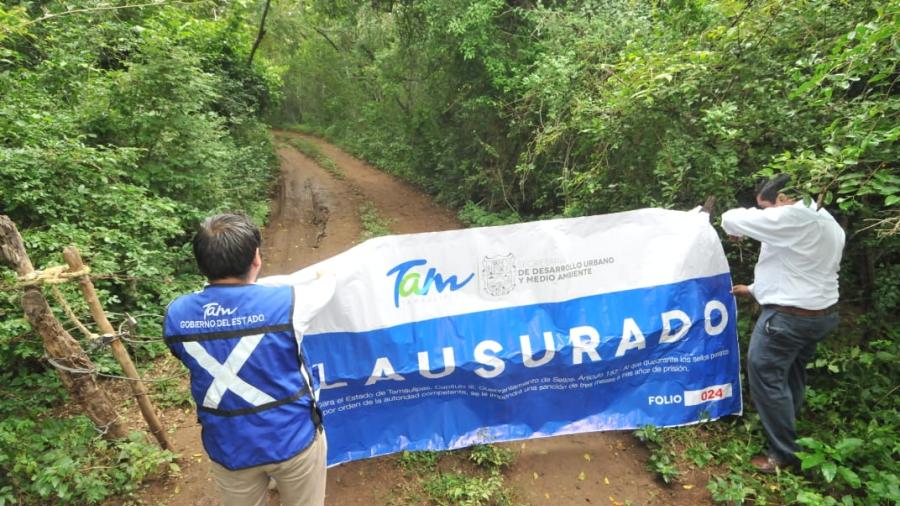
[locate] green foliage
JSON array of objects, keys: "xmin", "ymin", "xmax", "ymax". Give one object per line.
[
  {"xmin": 394, "ymin": 446, "xmax": 516, "ymax": 503},
  {"xmin": 467, "ymin": 444, "xmax": 514, "ymax": 470},
  {"xmin": 637, "ymin": 330, "xmax": 899, "ymax": 504},
  {"xmin": 359, "ymin": 202, "xmax": 393, "ymax": 240},
  {"xmin": 797, "ymin": 437, "xmax": 864, "ymax": 488},
  {"xmin": 647, "ymin": 451, "xmax": 681, "ymax": 485},
  {"xmin": 0, "ymin": 416, "xmax": 177, "ymax": 504},
  {"xmin": 265, "ymin": 0, "xmax": 897, "ymax": 287},
  {"xmin": 151, "ymin": 375, "xmax": 194, "ymax": 409},
  {"xmin": 633, "ymin": 424, "xmax": 664, "ymax": 446},
  {"xmin": 769, "ymin": 3, "xmax": 898, "ymax": 221},
  {"xmin": 422, "ymin": 472, "xmax": 510, "ymax": 506},
  {"xmin": 707, "ymin": 474, "xmax": 757, "ymax": 504},
  {"xmin": 399, "ymin": 449, "xmax": 441, "ymax": 473},
  {"xmin": 0, "ymin": 1, "xmax": 280, "ymax": 503},
  {"xmin": 634, "ymin": 425, "xmax": 681, "ymax": 484},
  {"xmin": 281, "ymin": 123, "xmax": 323, "ymax": 136},
  {"xmin": 457, "ymin": 202, "xmax": 521, "ymax": 228}
]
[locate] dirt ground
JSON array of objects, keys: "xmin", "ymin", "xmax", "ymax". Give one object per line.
[{"xmin": 133, "ymin": 132, "xmax": 713, "ymax": 505}]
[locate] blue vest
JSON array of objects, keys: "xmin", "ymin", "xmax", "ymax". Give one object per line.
[{"xmin": 164, "ymin": 284, "xmax": 321, "ymax": 470}]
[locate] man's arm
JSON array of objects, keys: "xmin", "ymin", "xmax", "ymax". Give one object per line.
[
  {"xmin": 731, "ymin": 283, "xmax": 754, "ymax": 299},
  {"xmin": 257, "ymin": 268, "xmax": 337, "ymax": 334},
  {"xmin": 290, "ymin": 272, "xmax": 336, "ymax": 335},
  {"xmin": 720, "ymin": 207, "xmax": 805, "ymax": 247}
]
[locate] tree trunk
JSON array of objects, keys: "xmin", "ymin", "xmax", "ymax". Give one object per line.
[
  {"xmin": 22, "ymin": 290, "xmax": 128, "ymax": 439},
  {"xmin": 247, "ymin": 0, "xmax": 271, "ymax": 66},
  {"xmin": 0, "ymin": 215, "xmax": 127, "ymax": 439}
]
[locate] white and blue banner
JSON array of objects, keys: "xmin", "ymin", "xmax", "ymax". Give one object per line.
[{"xmin": 297, "ymin": 208, "xmax": 741, "ymax": 466}]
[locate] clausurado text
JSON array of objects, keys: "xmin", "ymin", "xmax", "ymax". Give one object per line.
[{"xmin": 314, "ymin": 299, "xmax": 729, "ymax": 390}]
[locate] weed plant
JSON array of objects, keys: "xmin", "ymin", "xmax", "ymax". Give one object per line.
[
  {"xmin": 393, "ymin": 445, "xmax": 516, "ymax": 506},
  {"xmin": 359, "ymin": 202, "xmax": 393, "ymax": 240}
]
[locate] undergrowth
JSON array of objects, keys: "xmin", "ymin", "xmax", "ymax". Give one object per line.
[
  {"xmin": 0, "ymin": 415, "xmax": 177, "ymax": 505},
  {"xmin": 359, "ymin": 202, "xmax": 393, "ymax": 240},
  {"xmin": 392, "ymin": 445, "xmax": 516, "ymax": 506},
  {"xmin": 634, "ymin": 313, "xmax": 899, "ymax": 505},
  {"xmin": 457, "ymin": 202, "xmax": 521, "ymax": 228},
  {"xmin": 0, "ymin": 3, "xmax": 279, "ymax": 502}
]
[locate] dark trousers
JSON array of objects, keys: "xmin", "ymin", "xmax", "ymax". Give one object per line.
[{"xmin": 747, "ymin": 307, "xmax": 839, "ymax": 464}]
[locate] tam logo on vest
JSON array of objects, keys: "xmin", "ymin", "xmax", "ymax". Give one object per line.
[{"xmin": 203, "ymin": 302, "xmax": 238, "ymax": 318}]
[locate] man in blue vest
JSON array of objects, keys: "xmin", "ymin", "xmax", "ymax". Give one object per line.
[
  {"xmin": 721, "ymin": 175, "xmax": 844, "ymax": 473},
  {"xmin": 164, "ymin": 213, "xmax": 335, "ymax": 505}
]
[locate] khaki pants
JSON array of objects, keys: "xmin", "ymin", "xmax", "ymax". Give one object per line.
[{"xmin": 210, "ymin": 429, "xmax": 327, "ymax": 506}]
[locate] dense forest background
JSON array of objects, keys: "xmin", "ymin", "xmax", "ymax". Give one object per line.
[{"xmin": 1, "ymin": 0, "xmax": 897, "ymax": 504}]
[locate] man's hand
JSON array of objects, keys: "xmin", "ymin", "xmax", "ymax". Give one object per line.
[{"xmin": 731, "ymin": 284, "xmax": 752, "ymax": 298}]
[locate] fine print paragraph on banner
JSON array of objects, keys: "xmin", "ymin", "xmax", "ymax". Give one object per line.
[{"xmin": 262, "ymin": 208, "xmax": 743, "ymax": 466}]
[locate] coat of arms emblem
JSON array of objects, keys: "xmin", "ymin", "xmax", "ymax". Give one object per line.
[{"xmin": 480, "ymin": 254, "xmax": 516, "ymax": 297}]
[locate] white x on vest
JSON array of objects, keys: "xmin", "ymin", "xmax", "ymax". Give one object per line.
[{"xmin": 183, "ymin": 334, "xmax": 276, "ymax": 409}]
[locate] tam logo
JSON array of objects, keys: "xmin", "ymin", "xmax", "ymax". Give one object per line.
[
  {"xmin": 202, "ymin": 302, "xmax": 238, "ymax": 319},
  {"xmin": 387, "ymin": 259, "xmax": 474, "ymax": 308}
]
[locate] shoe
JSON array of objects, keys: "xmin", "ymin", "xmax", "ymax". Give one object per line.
[{"xmin": 750, "ymin": 455, "xmax": 786, "ymax": 474}]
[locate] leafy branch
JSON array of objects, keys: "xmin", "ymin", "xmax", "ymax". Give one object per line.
[{"xmin": 22, "ymin": 0, "xmax": 210, "ymax": 27}]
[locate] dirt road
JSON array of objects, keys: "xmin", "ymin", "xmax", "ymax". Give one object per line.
[{"xmin": 138, "ymin": 132, "xmax": 711, "ymax": 505}]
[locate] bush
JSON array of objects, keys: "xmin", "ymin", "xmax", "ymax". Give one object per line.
[
  {"xmin": 0, "ymin": 2, "xmax": 280, "ymax": 503},
  {"xmin": 0, "ymin": 414, "xmax": 177, "ymax": 505}
]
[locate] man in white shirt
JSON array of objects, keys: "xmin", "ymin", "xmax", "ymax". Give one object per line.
[{"xmin": 721, "ymin": 174, "xmax": 844, "ymax": 473}]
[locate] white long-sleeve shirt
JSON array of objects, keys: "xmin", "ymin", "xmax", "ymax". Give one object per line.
[{"xmin": 721, "ymin": 201, "xmax": 844, "ymax": 310}]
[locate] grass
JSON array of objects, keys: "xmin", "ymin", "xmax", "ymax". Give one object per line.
[
  {"xmin": 399, "ymin": 450, "xmax": 440, "ymax": 474},
  {"xmin": 150, "ymin": 377, "xmax": 193, "ymax": 409},
  {"xmin": 282, "ymin": 136, "xmax": 345, "ymax": 180},
  {"xmin": 281, "ymin": 123, "xmax": 323, "ymax": 136},
  {"xmin": 359, "ymin": 201, "xmax": 392, "ymax": 240},
  {"xmin": 388, "ymin": 446, "xmax": 517, "ymax": 506},
  {"xmin": 422, "ymin": 471, "xmax": 510, "ymax": 506}
]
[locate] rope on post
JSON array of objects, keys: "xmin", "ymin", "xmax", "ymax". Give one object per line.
[
  {"xmin": 51, "ymin": 285, "xmax": 99, "ymax": 341},
  {"xmin": 15, "ymin": 265, "xmax": 91, "ymax": 288}
]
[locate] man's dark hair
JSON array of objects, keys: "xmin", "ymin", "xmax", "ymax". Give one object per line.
[
  {"xmin": 755, "ymin": 173, "xmax": 791, "ymax": 204},
  {"xmin": 192, "ymin": 214, "xmax": 261, "ymax": 281}
]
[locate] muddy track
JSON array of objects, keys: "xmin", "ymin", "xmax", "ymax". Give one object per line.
[
  {"xmin": 260, "ymin": 130, "xmax": 460, "ymax": 277},
  {"xmin": 136, "ymin": 132, "xmax": 712, "ymax": 506}
]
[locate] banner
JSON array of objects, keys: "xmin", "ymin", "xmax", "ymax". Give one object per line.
[{"xmin": 294, "ymin": 208, "xmax": 742, "ymax": 466}]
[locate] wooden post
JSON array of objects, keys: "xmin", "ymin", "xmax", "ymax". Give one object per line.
[
  {"xmin": 0, "ymin": 215, "xmax": 127, "ymax": 439},
  {"xmin": 63, "ymin": 246, "xmax": 173, "ymax": 451},
  {"xmin": 701, "ymin": 196, "xmax": 717, "ymax": 216}
]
